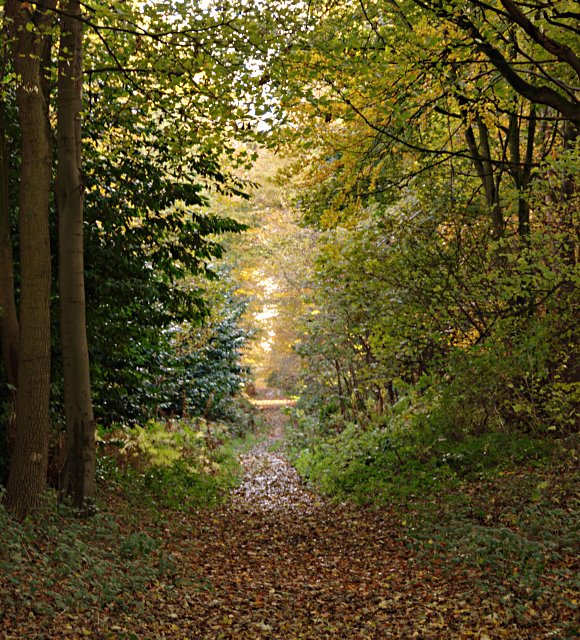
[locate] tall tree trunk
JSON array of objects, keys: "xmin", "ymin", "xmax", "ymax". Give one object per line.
[
  {"xmin": 56, "ymin": 0, "xmax": 96, "ymax": 510},
  {"xmin": 0, "ymin": 86, "xmax": 19, "ymax": 460},
  {"xmin": 5, "ymin": 0, "xmax": 56, "ymax": 516}
]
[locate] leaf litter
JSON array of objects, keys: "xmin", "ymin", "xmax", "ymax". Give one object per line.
[{"xmin": 1, "ymin": 402, "xmax": 577, "ymax": 639}]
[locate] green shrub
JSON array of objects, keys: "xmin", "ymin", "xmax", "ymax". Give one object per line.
[
  {"xmin": 293, "ymin": 422, "xmax": 442, "ymax": 503},
  {"xmin": 291, "ymin": 413, "xmax": 554, "ymax": 504},
  {"xmin": 403, "ymin": 455, "xmax": 579, "ymax": 600},
  {"xmin": 97, "ymin": 418, "xmax": 242, "ymax": 511}
]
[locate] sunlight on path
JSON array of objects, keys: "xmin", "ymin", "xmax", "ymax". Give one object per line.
[
  {"xmin": 232, "ymin": 399, "xmax": 318, "ymax": 513},
  {"xmin": 250, "ymin": 398, "xmax": 296, "ymax": 408}
]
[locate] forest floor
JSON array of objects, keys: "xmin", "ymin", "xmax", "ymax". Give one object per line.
[{"xmin": 1, "ymin": 399, "xmax": 578, "ymax": 639}]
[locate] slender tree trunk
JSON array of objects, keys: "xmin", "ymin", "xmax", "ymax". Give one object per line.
[
  {"xmin": 334, "ymin": 359, "xmax": 346, "ymax": 417},
  {"xmin": 560, "ymin": 122, "xmax": 579, "ymax": 388},
  {"xmin": 5, "ymin": 0, "xmax": 56, "ymax": 516},
  {"xmin": 452, "ymin": 67, "xmax": 505, "ymax": 240},
  {"xmin": 56, "ymin": 0, "xmax": 96, "ymax": 510},
  {"xmin": 477, "ymin": 118, "xmax": 504, "ymax": 240},
  {"xmin": 560, "ymin": 121, "xmax": 578, "ymax": 268},
  {"xmin": 464, "ymin": 119, "xmax": 504, "ymax": 240},
  {"xmin": 508, "ymin": 106, "xmax": 536, "ymax": 241},
  {"xmin": 0, "ymin": 91, "xmax": 19, "ymax": 458},
  {"xmin": 505, "ymin": 106, "xmax": 537, "ymax": 316},
  {"xmin": 387, "ymin": 380, "xmax": 396, "ymax": 406}
]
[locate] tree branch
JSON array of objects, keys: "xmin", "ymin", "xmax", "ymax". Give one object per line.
[{"xmin": 499, "ymin": 0, "xmax": 580, "ymax": 79}]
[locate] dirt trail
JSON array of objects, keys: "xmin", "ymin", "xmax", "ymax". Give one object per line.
[
  {"xmin": 232, "ymin": 401, "xmax": 317, "ymax": 513},
  {"xmin": 6, "ymin": 400, "xmax": 542, "ymax": 638},
  {"xmin": 138, "ymin": 400, "xmax": 487, "ymax": 639}
]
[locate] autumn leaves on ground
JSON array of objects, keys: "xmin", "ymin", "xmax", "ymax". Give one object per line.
[{"xmin": 1, "ymin": 398, "xmax": 577, "ymax": 640}]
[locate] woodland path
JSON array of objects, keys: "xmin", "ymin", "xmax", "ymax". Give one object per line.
[{"xmin": 118, "ymin": 398, "xmax": 514, "ymax": 640}]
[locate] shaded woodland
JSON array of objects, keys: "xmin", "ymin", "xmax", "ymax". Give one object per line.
[{"xmin": 0, "ymin": 1, "xmax": 578, "ymax": 638}]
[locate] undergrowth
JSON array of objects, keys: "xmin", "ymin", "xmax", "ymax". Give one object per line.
[
  {"xmin": 287, "ymin": 404, "xmax": 579, "ymax": 636},
  {"xmin": 289, "ymin": 417, "xmax": 555, "ymax": 503},
  {"xmin": 0, "ymin": 491, "xmax": 182, "ymax": 617},
  {"xmin": 97, "ymin": 417, "xmax": 244, "ymax": 512},
  {"xmin": 0, "ymin": 416, "xmax": 248, "ymax": 621}
]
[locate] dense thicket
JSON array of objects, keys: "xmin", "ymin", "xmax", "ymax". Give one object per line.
[
  {"xmin": 276, "ymin": 0, "xmax": 578, "ymax": 449},
  {"xmin": 0, "ymin": 0, "xmax": 285, "ymax": 512},
  {"xmin": 0, "ymin": 0, "xmax": 577, "ymax": 515}
]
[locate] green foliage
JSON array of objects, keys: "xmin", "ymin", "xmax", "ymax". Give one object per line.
[
  {"xmin": 430, "ymin": 324, "xmax": 579, "ymax": 438},
  {"xmin": 278, "ymin": 0, "xmax": 580, "ymax": 467},
  {"xmin": 402, "ymin": 453, "xmax": 580, "ymax": 602},
  {"xmin": 291, "ymin": 140, "xmax": 579, "ymax": 439},
  {"xmin": 123, "ymin": 420, "xmax": 214, "ymax": 468},
  {"xmin": 83, "ymin": 92, "xmax": 249, "ymax": 425},
  {"xmin": 290, "ymin": 409, "xmax": 554, "ymax": 504},
  {"xmin": 97, "ymin": 418, "xmax": 242, "ymax": 511},
  {"xmin": 85, "ymin": 223, "xmax": 251, "ymax": 426},
  {"xmin": 0, "ymin": 493, "xmax": 178, "ymax": 615},
  {"xmin": 136, "ymin": 459, "xmax": 239, "ymax": 511},
  {"xmin": 168, "ymin": 279, "xmax": 253, "ymax": 423},
  {"xmin": 119, "ymin": 532, "xmax": 159, "ymax": 561}
]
